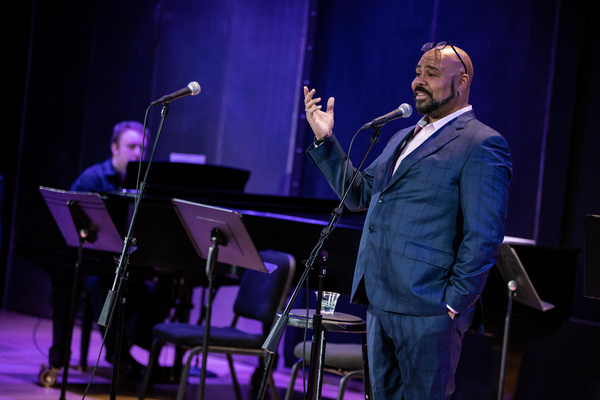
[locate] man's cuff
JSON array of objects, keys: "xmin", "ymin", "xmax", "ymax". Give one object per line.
[
  {"xmin": 446, "ymin": 304, "xmax": 459, "ymax": 315},
  {"xmin": 312, "ymin": 134, "xmax": 331, "ymax": 148}
]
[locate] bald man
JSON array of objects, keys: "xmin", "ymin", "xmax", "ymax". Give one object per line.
[{"xmin": 304, "ymin": 42, "xmax": 512, "ymax": 399}]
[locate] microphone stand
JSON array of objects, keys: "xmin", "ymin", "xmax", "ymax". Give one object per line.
[
  {"xmin": 257, "ymin": 126, "xmax": 384, "ymax": 400},
  {"xmin": 97, "ymin": 103, "xmax": 170, "ymax": 400},
  {"xmin": 198, "ymin": 228, "xmax": 227, "ymax": 400},
  {"xmin": 59, "ymin": 200, "xmax": 97, "ymax": 400}
]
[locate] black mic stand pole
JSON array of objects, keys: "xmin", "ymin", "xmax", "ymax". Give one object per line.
[
  {"xmin": 58, "ymin": 201, "xmax": 97, "ymax": 400},
  {"xmin": 497, "ymin": 280, "xmax": 517, "ymax": 400},
  {"xmin": 257, "ymin": 126, "xmax": 384, "ymax": 400},
  {"xmin": 306, "ymin": 249, "xmax": 330, "ymax": 400},
  {"xmin": 197, "ymin": 228, "xmax": 227, "ymax": 400},
  {"xmin": 97, "ymin": 104, "xmax": 170, "ymax": 400}
]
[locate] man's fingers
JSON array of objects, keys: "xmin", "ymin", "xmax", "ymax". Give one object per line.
[
  {"xmin": 305, "ymin": 96, "xmax": 322, "ymax": 112},
  {"xmin": 327, "ymin": 97, "xmax": 335, "ymax": 113}
]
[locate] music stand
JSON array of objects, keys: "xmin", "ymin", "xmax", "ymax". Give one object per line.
[
  {"xmin": 495, "ymin": 243, "xmax": 554, "ymax": 400},
  {"xmin": 39, "ymin": 187, "xmax": 124, "ymax": 400},
  {"xmin": 172, "ymin": 198, "xmax": 277, "ymax": 400}
]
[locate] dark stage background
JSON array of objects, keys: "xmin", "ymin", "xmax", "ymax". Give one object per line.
[{"xmin": 2, "ymin": 0, "xmax": 600, "ymax": 338}]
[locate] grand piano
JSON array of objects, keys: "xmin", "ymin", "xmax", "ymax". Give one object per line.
[{"xmin": 114, "ymin": 161, "xmax": 365, "ymax": 292}]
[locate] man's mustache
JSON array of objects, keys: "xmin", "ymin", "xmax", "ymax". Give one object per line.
[{"xmin": 414, "ymin": 87, "xmax": 432, "ymax": 98}]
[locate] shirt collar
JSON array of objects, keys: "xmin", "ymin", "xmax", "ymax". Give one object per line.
[
  {"xmin": 102, "ymin": 157, "xmax": 120, "ymax": 177},
  {"xmin": 417, "ymin": 105, "xmax": 473, "ymax": 131}
]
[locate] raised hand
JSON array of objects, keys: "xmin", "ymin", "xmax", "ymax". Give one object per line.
[{"xmin": 304, "ymin": 86, "xmax": 335, "ymax": 140}]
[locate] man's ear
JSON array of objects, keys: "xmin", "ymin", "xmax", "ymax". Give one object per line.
[
  {"xmin": 111, "ymin": 142, "xmax": 119, "ymax": 156},
  {"xmin": 457, "ymin": 74, "xmax": 467, "ymax": 93}
]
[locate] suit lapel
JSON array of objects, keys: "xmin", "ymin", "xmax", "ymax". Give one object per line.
[
  {"xmin": 372, "ymin": 128, "xmax": 416, "ymax": 186},
  {"xmin": 385, "ymin": 112, "xmax": 472, "ymax": 188},
  {"xmin": 384, "ymin": 128, "xmax": 416, "ymax": 177}
]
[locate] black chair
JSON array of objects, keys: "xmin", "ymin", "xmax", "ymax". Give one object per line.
[
  {"xmin": 286, "ymin": 341, "xmax": 366, "ymax": 400},
  {"xmin": 138, "ymin": 249, "xmax": 295, "ymax": 400}
]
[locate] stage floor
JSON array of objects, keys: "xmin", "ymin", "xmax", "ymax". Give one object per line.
[{"xmin": 0, "ymin": 310, "xmax": 365, "ymax": 400}]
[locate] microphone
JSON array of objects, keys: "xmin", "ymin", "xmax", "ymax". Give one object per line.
[
  {"xmin": 150, "ymin": 81, "xmax": 201, "ymax": 107},
  {"xmin": 360, "ymin": 103, "xmax": 412, "ymax": 130}
]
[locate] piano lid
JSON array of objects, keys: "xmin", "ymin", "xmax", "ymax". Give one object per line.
[{"xmin": 123, "ymin": 161, "xmax": 250, "ymax": 195}]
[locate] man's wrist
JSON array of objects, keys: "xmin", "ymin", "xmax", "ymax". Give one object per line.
[{"xmin": 313, "ymin": 134, "xmax": 331, "ymax": 147}]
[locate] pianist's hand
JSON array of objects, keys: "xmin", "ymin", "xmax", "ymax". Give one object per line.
[{"xmin": 304, "ymin": 86, "xmax": 334, "ymax": 140}]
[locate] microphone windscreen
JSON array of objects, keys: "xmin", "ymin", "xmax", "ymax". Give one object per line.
[{"xmin": 188, "ymin": 81, "xmax": 201, "ymax": 95}]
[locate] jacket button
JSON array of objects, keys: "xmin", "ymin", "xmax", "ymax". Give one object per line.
[
  {"xmin": 378, "ymin": 197, "xmax": 384, "ymax": 203},
  {"xmin": 368, "ymin": 226, "xmax": 374, "ymax": 233}
]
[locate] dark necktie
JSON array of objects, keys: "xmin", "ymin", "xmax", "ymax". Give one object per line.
[{"xmin": 389, "ymin": 122, "xmax": 425, "ymax": 178}]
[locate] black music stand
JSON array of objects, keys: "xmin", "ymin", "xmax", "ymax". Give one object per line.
[
  {"xmin": 495, "ymin": 243, "xmax": 554, "ymax": 400},
  {"xmin": 39, "ymin": 187, "xmax": 124, "ymax": 400},
  {"xmin": 172, "ymin": 198, "xmax": 277, "ymax": 400}
]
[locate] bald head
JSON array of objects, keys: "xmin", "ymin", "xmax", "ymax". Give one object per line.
[
  {"xmin": 424, "ymin": 45, "xmax": 473, "ymax": 84},
  {"xmin": 446, "ymin": 45, "xmax": 473, "ymax": 85}
]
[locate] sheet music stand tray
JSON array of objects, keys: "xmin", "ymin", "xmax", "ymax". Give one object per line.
[
  {"xmin": 172, "ymin": 198, "xmax": 276, "ymax": 400},
  {"xmin": 39, "ymin": 187, "xmax": 124, "ymax": 400},
  {"xmin": 495, "ymin": 243, "xmax": 554, "ymax": 400}
]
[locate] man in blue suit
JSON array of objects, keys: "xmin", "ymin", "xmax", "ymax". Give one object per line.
[{"xmin": 304, "ymin": 42, "xmax": 512, "ymax": 399}]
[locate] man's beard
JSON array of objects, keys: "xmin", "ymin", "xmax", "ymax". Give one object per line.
[{"xmin": 414, "ymin": 80, "xmax": 456, "ymax": 115}]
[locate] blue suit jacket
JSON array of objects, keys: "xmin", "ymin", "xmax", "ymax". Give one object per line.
[{"xmin": 307, "ymin": 110, "xmax": 512, "ymax": 316}]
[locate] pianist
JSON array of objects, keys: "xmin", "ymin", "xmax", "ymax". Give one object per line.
[
  {"xmin": 303, "ymin": 42, "xmax": 512, "ymax": 399},
  {"xmin": 71, "ymin": 121, "xmax": 147, "ymax": 192},
  {"xmin": 70, "ymin": 121, "xmax": 166, "ymax": 378}
]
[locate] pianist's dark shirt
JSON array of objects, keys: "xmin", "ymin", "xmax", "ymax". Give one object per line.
[{"xmin": 70, "ymin": 158, "xmax": 121, "ymax": 192}]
